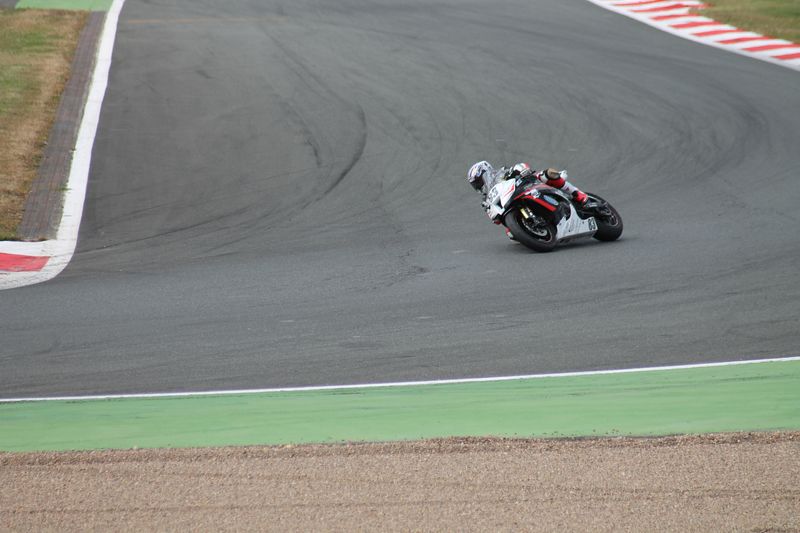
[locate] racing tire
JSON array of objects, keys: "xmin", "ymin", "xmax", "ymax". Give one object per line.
[
  {"xmin": 504, "ymin": 208, "xmax": 557, "ymax": 253},
  {"xmin": 586, "ymin": 193, "xmax": 623, "ymax": 242}
]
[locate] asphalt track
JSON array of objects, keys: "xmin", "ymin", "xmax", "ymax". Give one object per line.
[{"xmin": 1, "ymin": 0, "xmax": 799, "ymax": 398}]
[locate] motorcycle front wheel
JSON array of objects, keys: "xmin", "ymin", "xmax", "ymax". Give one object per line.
[{"xmin": 504, "ymin": 207, "xmax": 557, "ymax": 253}]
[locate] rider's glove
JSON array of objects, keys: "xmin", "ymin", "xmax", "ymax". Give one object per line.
[
  {"xmin": 508, "ymin": 163, "xmax": 532, "ymax": 179},
  {"xmin": 572, "ymin": 190, "xmax": 588, "ymax": 204}
]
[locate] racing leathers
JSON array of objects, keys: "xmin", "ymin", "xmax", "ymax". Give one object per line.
[{"xmin": 477, "ymin": 163, "xmax": 588, "ymax": 208}]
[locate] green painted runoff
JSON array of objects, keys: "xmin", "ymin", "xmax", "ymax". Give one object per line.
[
  {"xmin": 15, "ymin": 0, "xmax": 113, "ymax": 10},
  {"xmin": 1, "ymin": 360, "xmax": 798, "ymax": 452}
]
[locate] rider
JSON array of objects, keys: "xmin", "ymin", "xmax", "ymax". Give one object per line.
[{"xmin": 466, "ymin": 160, "xmax": 589, "ymax": 205}]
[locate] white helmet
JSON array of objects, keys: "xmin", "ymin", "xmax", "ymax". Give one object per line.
[{"xmin": 467, "ymin": 161, "xmax": 493, "ymax": 191}]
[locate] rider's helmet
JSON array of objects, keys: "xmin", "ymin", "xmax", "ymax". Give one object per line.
[{"xmin": 467, "ymin": 161, "xmax": 493, "ymax": 191}]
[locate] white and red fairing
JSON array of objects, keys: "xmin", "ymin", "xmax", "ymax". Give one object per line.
[
  {"xmin": 485, "ymin": 181, "xmax": 560, "ymax": 224},
  {"xmin": 485, "ymin": 179, "xmax": 599, "ymax": 242}
]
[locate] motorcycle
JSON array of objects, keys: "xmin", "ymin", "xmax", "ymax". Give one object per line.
[{"xmin": 483, "ymin": 175, "xmax": 623, "ymax": 252}]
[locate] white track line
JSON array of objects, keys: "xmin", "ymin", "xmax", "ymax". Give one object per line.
[
  {"xmin": 2, "ymin": 356, "xmax": 798, "ymax": 403},
  {"xmin": 0, "ymin": 0, "xmax": 127, "ymax": 291}
]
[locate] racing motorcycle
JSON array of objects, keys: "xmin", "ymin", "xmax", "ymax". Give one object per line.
[{"xmin": 484, "ymin": 175, "xmax": 623, "ymax": 252}]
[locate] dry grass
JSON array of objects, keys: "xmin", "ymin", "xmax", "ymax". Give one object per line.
[
  {"xmin": 0, "ymin": 8, "xmax": 86, "ymax": 240},
  {"xmin": 696, "ymin": 0, "xmax": 800, "ymax": 43}
]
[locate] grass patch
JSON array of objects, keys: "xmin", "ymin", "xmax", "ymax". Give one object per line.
[
  {"xmin": 696, "ymin": 0, "xmax": 800, "ymax": 43},
  {"xmin": 16, "ymin": 0, "xmax": 114, "ymax": 10},
  {"xmin": 0, "ymin": 8, "xmax": 86, "ymax": 240}
]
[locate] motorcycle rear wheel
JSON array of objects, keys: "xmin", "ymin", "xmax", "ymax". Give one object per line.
[
  {"xmin": 586, "ymin": 193, "xmax": 623, "ymax": 242},
  {"xmin": 505, "ymin": 208, "xmax": 557, "ymax": 253}
]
